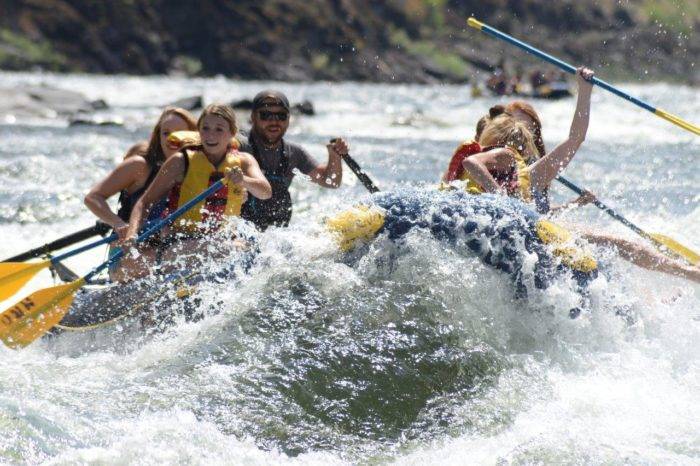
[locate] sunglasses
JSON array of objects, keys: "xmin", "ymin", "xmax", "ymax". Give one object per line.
[{"xmin": 258, "ymin": 110, "xmax": 288, "ymax": 121}]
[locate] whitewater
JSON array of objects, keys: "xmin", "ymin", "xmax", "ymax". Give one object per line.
[{"xmin": 0, "ymin": 71, "xmax": 698, "ymax": 464}]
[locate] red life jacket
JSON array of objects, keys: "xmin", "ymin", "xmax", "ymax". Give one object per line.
[{"xmin": 444, "ymin": 140, "xmax": 482, "ymax": 182}]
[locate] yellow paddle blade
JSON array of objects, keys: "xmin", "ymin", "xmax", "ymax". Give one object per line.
[
  {"xmin": 0, "ymin": 260, "xmax": 51, "ymax": 302},
  {"xmin": 0, "ymin": 279, "xmax": 85, "ymax": 349},
  {"xmin": 650, "ymin": 233, "xmax": 700, "ymax": 266}
]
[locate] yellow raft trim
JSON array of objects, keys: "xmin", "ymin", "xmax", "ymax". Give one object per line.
[
  {"xmin": 536, "ymin": 220, "xmax": 598, "ymax": 273},
  {"xmin": 325, "ymin": 206, "xmax": 386, "ymax": 252}
]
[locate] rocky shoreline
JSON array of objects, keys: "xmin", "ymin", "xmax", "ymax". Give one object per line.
[{"xmin": 0, "ymin": 1, "xmax": 698, "ymax": 85}]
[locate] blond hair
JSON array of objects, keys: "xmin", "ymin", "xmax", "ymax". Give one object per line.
[
  {"xmin": 478, "ymin": 114, "xmax": 538, "ymax": 162},
  {"xmin": 198, "ymin": 104, "xmax": 238, "ymax": 135}
]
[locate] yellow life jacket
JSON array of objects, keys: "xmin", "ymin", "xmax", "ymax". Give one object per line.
[{"xmin": 168, "ymin": 149, "xmax": 245, "ymax": 233}]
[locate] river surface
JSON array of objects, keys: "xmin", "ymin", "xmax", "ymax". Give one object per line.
[{"xmin": 0, "ymin": 72, "xmax": 698, "ymax": 465}]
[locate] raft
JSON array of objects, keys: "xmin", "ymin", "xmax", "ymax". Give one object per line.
[
  {"xmin": 531, "ymin": 81, "xmax": 573, "ymax": 100},
  {"xmin": 50, "ymin": 248, "xmax": 257, "ymax": 333},
  {"xmin": 326, "ymin": 188, "xmax": 597, "ymax": 307},
  {"xmin": 55, "ymin": 189, "xmax": 597, "ymax": 331}
]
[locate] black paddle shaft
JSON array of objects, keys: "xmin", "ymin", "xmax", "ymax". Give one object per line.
[
  {"xmin": 555, "ymin": 176, "xmax": 647, "ymax": 238},
  {"xmin": 3, "ymin": 222, "xmax": 110, "ymax": 262},
  {"xmin": 330, "ymin": 138, "xmax": 380, "ymax": 193}
]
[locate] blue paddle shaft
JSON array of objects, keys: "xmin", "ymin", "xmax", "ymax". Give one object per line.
[
  {"xmin": 478, "ymin": 23, "xmax": 657, "ymax": 113},
  {"xmin": 50, "ymin": 234, "xmax": 117, "ymax": 265},
  {"xmin": 84, "ymin": 179, "xmax": 226, "ymax": 282}
]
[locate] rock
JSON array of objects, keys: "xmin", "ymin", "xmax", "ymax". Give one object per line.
[
  {"xmin": 0, "ymin": 84, "xmax": 96, "ymax": 120},
  {"xmin": 20, "ymin": 85, "xmax": 94, "ymax": 114},
  {"xmin": 292, "ymin": 100, "xmax": 315, "ymax": 116},
  {"xmin": 168, "ymin": 95, "xmax": 202, "ymax": 111},
  {"xmin": 0, "ymin": 88, "xmax": 56, "ymax": 119},
  {"xmin": 69, "ymin": 117, "xmax": 124, "ymax": 128},
  {"xmin": 230, "ymin": 99, "xmax": 254, "ymax": 111},
  {"xmin": 90, "ymin": 99, "xmax": 109, "ymax": 110}
]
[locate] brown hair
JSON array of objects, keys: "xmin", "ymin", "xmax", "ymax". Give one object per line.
[
  {"xmin": 479, "ymin": 114, "xmax": 538, "ymax": 162},
  {"xmin": 141, "ymin": 107, "xmax": 197, "ymax": 168},
  {"xmin": 475, "ymin": 104, "xmax": 507, "ymax": 140},
  {"xmin": 505, "ymin": 101, "xmax": 546, "ymax": 157},
  {"xmin": 198, "ymin": 104, "xmax": 238, "ymax": 135}
]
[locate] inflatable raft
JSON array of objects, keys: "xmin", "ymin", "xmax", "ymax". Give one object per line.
[
  {"xmin": 326, "ymin": 188, "xmax": 597, "ymax": 313},
  {"xmin": 55, "ymin": 188, "xmax": 597, "ymax": 331}
]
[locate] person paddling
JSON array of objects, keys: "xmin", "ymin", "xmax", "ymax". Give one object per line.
[
  {"xmin": 84, "ymin": 107, "xmax": 197, "ymax": 281},
  {"xmin": 497, "ymin": 100, "xmax": 700, "ymax": 283},
  {"xmin": 239, "ymin": 90, "xmax": 348, "ymax": 230},
  {"xmin": 445, "ymin": 74, "xmax": 700, "ymax": 283},
  {"xmin": 125, "ymin": 104, "xmax": 271, "ymax": 267}
]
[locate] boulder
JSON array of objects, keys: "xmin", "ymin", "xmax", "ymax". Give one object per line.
[
  {"xmin": 0, "ymin": 85, "xmax": 94, "ymax": 119},
  {"xmin": 168, "ymin": 95, "xmax": 202, "ymax": 111}
]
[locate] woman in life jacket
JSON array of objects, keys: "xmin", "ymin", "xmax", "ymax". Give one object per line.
[
  {"xmin": 84, "ymin": 107, "xmax": 197, "ymax": 281},
  {"xmin": 495, "ymin": 100, "xmax": 700, "ymax": 283},
  {"xmin": 125, "ymin": 104, "xmax": 271, "ymax": 270},
  {"xmin": 444, "ymin": 67, "xmax": 595, "ymax": 207}
]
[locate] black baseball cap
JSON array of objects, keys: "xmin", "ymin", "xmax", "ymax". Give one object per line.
[{"xmin": 252, "ymin": 90, "xmax": 290, "ymax": 112}]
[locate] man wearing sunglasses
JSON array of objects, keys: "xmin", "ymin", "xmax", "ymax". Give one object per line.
[{"xmin": 239, "ymin": 90, "xmax": 347, "ymax": 230}]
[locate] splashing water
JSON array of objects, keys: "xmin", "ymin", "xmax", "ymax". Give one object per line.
[{"xmin": 0, "ymin": 72, "xmax": 698, "ymax": 464}]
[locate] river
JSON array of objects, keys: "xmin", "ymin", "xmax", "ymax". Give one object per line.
[{"xmin": 0, "ymin": 71, "xmax": 698, "ymax": 464}]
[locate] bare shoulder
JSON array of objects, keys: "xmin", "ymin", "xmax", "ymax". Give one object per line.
[
  {"xmin": 124, "ymin": 141, "xmax": 148, "ymax": 159},
  {"xmin": 236, "ymin": 151, "xmax": 257, "ymax": 166},
  {"xmin": 116, "ymin": 152, "xmax": 150, "ymax": 174}
]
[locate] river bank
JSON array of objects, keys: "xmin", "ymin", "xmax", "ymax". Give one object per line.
[{"xmin": 1, "ymin": 0, "xmax": 698, "ymax": 84}]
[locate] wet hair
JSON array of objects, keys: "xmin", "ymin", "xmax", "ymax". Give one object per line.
[
  {"xmin": 141, "ymin": 107, "xmax": 197, "ymax": 169},
  {"xmin": 198, "ymin": 104, "xmax": 238, "ymax": 135},
  {"xmin": 475, "ymin": 105, "xmax": 507, "ymax": 140},
  {"xmin": 479, "ymin": 114, "xmax": 538, "ymax": 162},
  {"xmin": 505, "ymin": 101, "xmax": 546, "ymax": 157}
]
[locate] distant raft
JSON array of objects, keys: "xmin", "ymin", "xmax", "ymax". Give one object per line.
[{"xmin": 326, "ymin": 188, "xmax": 597, "ymax": 299}]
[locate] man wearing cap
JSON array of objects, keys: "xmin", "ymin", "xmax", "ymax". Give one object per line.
[{"xmin": 239, "ymin": 90, "xmax": 347, "ymax": 230}]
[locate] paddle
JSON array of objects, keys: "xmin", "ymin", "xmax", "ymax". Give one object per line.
[
  {"xmin": 0, "ymin": 178, "xmax": 229, "ymax": 348},
  {"xmin": 0, "ymin": 233, "xmax": 117, "ymax": 302},
  {"xmin": 2, "ymin": 222, "xmax": 110, "ymax": 263},
  {"xmin": 556, "ymin": 175, "xmax": 698, "ymax": 265},
  {"xmin": 467, "ymin": 18, "xmax": 700, "ymax": 137},
  {"xmin": 466, "ymin": 18, "xmax": 699, "ymax": 264},
  {"xmin": 330, "ymin": 138, "xmax": 380, "ymax": 193}
]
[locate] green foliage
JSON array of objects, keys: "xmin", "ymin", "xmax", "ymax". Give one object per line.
[
  {"xmin": 0, "ymin": 29, "xmax": 68, "ymax": 70},
  {"xmin": 170, "ymin": 55, "xmax": 203, "ymax": 76},
  {"xmin": 311, "ymin": 52, "xmax": 330, "ymax": 71},
  {"xmin": 640, "ymin": 0, "xmax": 700, "ymax": 32},
  {"xmin": 389, "ymin": 26, "xmax": 468, "ymax": 78}
]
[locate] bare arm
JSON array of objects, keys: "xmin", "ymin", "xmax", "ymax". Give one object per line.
[
  {"xmin": 549, "ymin": 190, "xmax": 597, "ymax": 215},
  {"xmin": 461, "ymin": 148, "xmax": 515, "ymax": 194},
  {"xmin": 125, "ymin": 154, "xmax": 186, "ymax": 240},
  {"xmin": 235, "ymin": 152, "xmax": 272, "ymax": 199},
  {"xmin": 84, "ymin": 153, "xmax": 150, "ymax": 239},
  {"xmin": 308, "ymin": 138, "xmax": 346, "ymax": 188},
  {"xmin": 528, "ymin": 67, "xmax": 594, "ymax": 192}
]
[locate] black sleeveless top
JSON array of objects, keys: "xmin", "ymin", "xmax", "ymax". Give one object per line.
[
  {"xmin": 240, "ymin": 138, "xmax": 293, "ymax": 231},
  {"xmin": 116, "ymin": 163, "xmax": 161, "ymax": 222}
]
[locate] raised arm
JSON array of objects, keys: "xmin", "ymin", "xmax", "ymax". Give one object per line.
[
  {"xmin": 308, "ymin": 138, "xmax": 346, "ymax": 188},
  {"xmin": 125, "ymin": 153, "xmax": 186, "ymax": 240},
  {"xmin": 528, "ymin": 67, "xmax": 594, "ymax": 192},
  {"xmin": 234, "ymin": 152, "xmax": 272, "ymax": 199}
]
